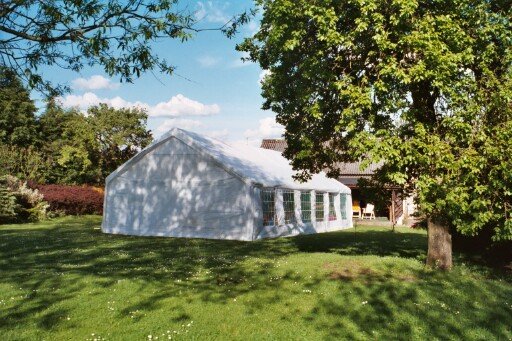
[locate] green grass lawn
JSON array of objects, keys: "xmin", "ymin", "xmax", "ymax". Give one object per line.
[{"xmin": 0, "ymin": 216, "xmax": 511, "ymax": 340}]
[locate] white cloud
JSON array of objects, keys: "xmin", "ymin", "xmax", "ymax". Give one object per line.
[
  {"xmin": 71, "ymin": 75, "xmax": 119, "ymax": 91},
  {"xmin": 197, "ymin": 55, "xmax": 220, "ymax": 68},
  {"xmin": 58, "ymin": 92, "xmax": 220, "ymax": 117},
  {"xmin": 58, "ymin": 92, "xmax": 146, "ymax": 112},
  {"xmin": 150, "ymin": 94, "xmax": 220, "ymax": 117},
  {"xmin": 195, "ymin": 1, "xmax": 230, "ymax": 24},
  {"xmin": 155, "ymin": 118, "xmax": 204, "ymax": 137},
  {"xmin": 244, "ymin": 116, "xmax": 284, "ymax": 146},
  {"xmin": 258, "ymin": 69, "xmax": 271, "ymax": 85}
]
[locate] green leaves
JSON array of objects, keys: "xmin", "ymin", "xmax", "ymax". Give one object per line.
[
  {"xmin": 241, "ymin": 0, "xmax": 512, "ymax": 240},
  {"xmin": 0, "ymin": 68, "xmax": 38, "ymax": 146},
  {"xmin": 1, "ymin": 71, "xmax": 153, "ymax": 185},
  {"xmin": 1, "ymin": 0, "xmax": 252, "ymax": 95},
  {"xmin": 53, "ymin": 103, "xmax": 153, "ymax": 184}
]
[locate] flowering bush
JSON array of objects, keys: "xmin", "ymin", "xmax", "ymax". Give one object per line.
[
  {"xmin": 0, "ymin": 175, "xmax": 49, "ymax": 223},
  {"xmin": 29, "ymin": 183, "xmax": 103, "ymax": 215}
]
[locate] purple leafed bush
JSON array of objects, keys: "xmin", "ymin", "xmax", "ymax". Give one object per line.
[{"xmin": 29, "ymin": 182, "xmax": 103, "ymax": 215}]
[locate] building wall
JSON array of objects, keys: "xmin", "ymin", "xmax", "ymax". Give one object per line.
[{"xmin": 399, "ymin": 195, "xmax": 418, "ymax": 226}]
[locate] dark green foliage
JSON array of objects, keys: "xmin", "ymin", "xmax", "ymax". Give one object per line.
[
  {"xmin": 0, "ymin": 68, "xmax": 38, "ymax": 146},
  {"xmin": 453, "ymin": 227, "xmax": 512, "ymax": 269},
  {"xmin": 0, "ymin": 71, "xmax": 153, "ymax": 185},
  {"xmin": 38, "ymin": 102, "xmax": 153, "ymax": 185},
  {"xmin": 0, "ymin": 69, "xmax": 51, "ymax": 183},
  {"xmin": 38, "ymin": 99, "xmax": 78, "ymax": 145},
  {"xmin": 239, "ymin": 0, "xmax": 512, "ymax": 241},
  {"xmin": 0, "ymin": 145, "xmax": 52, "ymax": 182},
  {"xmin": 53, "ymin": 103, "xmax": 153, "ymax": 184},
  {"xmin": 87, "ymin": 104, "xmax": 153, "ymax": 181}
]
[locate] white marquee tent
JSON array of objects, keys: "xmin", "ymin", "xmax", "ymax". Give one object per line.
[{"xmin": 102, "ymin": 128, "xmax": 353, "ymax": 240}]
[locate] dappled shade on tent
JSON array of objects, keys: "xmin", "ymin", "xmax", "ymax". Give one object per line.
[{"xmin": 102, "ymin": 128, "xmax": 352, "ymax": 240}]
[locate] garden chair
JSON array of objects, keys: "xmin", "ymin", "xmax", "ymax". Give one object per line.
[
  {"xmin": 352, "ymin": 201, "xmax": 361, "ymax": 218},
  {"xmin": 362, "ymin": 204, "xmax": 376, "ymax": 219}
]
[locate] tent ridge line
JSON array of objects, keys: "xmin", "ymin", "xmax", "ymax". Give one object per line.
[
  {"xmin": 170, "ymin": 133, "xmax": 255, "ymax": 187},
  {"xmin": 105, "ymin": 128, "xmax": 349, "ymax": 193},
  {"xmin": 104, "ymin": 128, "xmax": 249, "ymax": 186}
]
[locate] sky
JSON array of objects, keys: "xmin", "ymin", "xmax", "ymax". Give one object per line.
[{"xmin": 34, "ymin": 0, "xmax": 284, "ymax": 146}]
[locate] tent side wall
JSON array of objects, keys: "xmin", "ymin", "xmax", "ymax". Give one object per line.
[
  {"xmin": 102, "ymin": 137, "xmax": 255, "ymax": 240},
  {"xmin": 253, "ymin": 188, "xmax": 353, "ymax": 240}
]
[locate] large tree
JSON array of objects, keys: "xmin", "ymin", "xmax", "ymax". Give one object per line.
[
  {"xmin": 54, "ymin": 103, "xmax": 152, "ymax": 184},
  {"xmin": 0, "ymin": 67, "xmax": 38, "ymax": 146},
  {"xmin": 87, "ymin": 103, "xmax": 153, "ymax": 181},
  {"xmin": 0, "ymin": 0, "xmax": 251, "ymax": 94},
  {"xmin": 38, "ymin": 100, "xmax": 83, "ymax": 183},
  {"xmin": 239, "ymin": 0, "xmax": 512, "ymax": 269},
  {"xmin": 0, "ymin": 69, "xmax": 50, "ymax": 182},
  {"xmin": 0, "ymin": 70, "xmax": 153, "ymax": 184}
]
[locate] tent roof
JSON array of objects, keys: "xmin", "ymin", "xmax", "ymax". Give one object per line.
[{"xmin": 107, "ymin": 128, "xmax": 350, "ymax": 193}]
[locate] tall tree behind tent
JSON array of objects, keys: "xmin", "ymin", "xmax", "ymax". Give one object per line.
[{"xmin": 0, "ymin": 68, "xmax": 38, "ymax": 146}]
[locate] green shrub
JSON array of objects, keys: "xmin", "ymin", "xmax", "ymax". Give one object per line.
[
  {"xmin": 0, "ymin": 178, "xmax": 19, "ymax": 223},
  {"xmin": 0, "ymin": 145, "xmax": 51, "ymax": 183},
  {"xmin": 0, "ymin": 175, "xmax": 49, "ymax": 224}
]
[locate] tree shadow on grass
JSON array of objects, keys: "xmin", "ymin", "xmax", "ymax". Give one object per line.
[
  {"xmin": 0, "ymin": 216, "xmax": 294, "ymax": 332},
  {"xmin": 309, "ymin": 262, "xmax": 512, "ymax": 340},
  {"xmin": 291, "ymin": 226, "xmax": 428, "ymax": 260},
  {"xmin": 0, "ymin": 217, "xmax": 510, "ymax": 339}
]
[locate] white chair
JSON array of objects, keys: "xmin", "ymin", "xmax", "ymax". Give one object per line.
[{"xmin": 362, "ymin": 204, "xmax": 376, "ymax": 219}]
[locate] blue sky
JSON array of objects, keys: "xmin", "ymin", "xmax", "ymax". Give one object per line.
[{"xmin": 34, "ymin": 0, "xmax": 283, "ymax": 145}]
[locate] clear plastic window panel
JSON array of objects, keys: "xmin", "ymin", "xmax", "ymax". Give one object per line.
[
  {"xmin": 300, "ymin": 191, "xmax": 311, "ymax": 223},
  {"xmin": 282, "ymin": 190, "xmax": 296, "ymax": 224},
  {"xmin": 339, "ymin": 194, "xmax": 347, "ymax": 220},
  {"xmin": 261, "ymin": 188, "xmax": 276, "ymax": 226},
  {"xmin": 329, "ymin": 193, "xmax": 336, "ymax": 221},
  {"xmin": 316, "ymin": 193, "xmax": 324, "ymax": 222}
]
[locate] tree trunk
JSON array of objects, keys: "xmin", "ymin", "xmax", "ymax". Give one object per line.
[{"xmin": 426, "ymin": 218, "xmax": 452, "ymax": 270}]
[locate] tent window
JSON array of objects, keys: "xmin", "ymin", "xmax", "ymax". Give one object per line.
[
  {"xmin": 316, "ymin": 193, "xmax": 324, "ymax": 222},
  {"xmin": 340, "ymin": 194, "xmax": 348, "ymax": 220},
  {"xmin": 300, "ymin": 192, "xmax": 311, "ymax": 223},
  {"xmin": 282, "ymin": 190, "xmax": 296, "ymax": 224},
  {"xmin": 261, "ymin": 188, "xmax": 276, "ymax": 226},
  {"xmin": 329, "ymin": 193, "xmax": 336, "ymax": 221}
]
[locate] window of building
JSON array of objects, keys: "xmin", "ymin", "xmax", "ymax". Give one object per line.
[
  {"xmin": 328, "ymin": 193, "xmax": 336, "ymax": 221},
  {"xmin": 316, "ymin": 193, "xmax": 324, "ymax": 222},
  {"xmin": 261, "ymin": 188, "xmax": 276, "ymax": 226},
  {"xmin": 282, "ymin": 190, "xmax": 296, "ymax": 224},
  {"xmin": 339, "ymin": 194, "xmax": 348, "ymax": 220},
  {"xmin": 300, "ymin": 191, "xmax": 311, "ymax": 223}
]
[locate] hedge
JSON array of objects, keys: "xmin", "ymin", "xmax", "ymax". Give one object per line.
[{"xmin": 29, "ymin": 182, "xmax": 103, "ymax": 215}]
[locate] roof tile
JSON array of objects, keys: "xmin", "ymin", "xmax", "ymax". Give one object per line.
[{"xmin": 260, "ymin": 139, "xmax": 379, "ymax": 176}]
